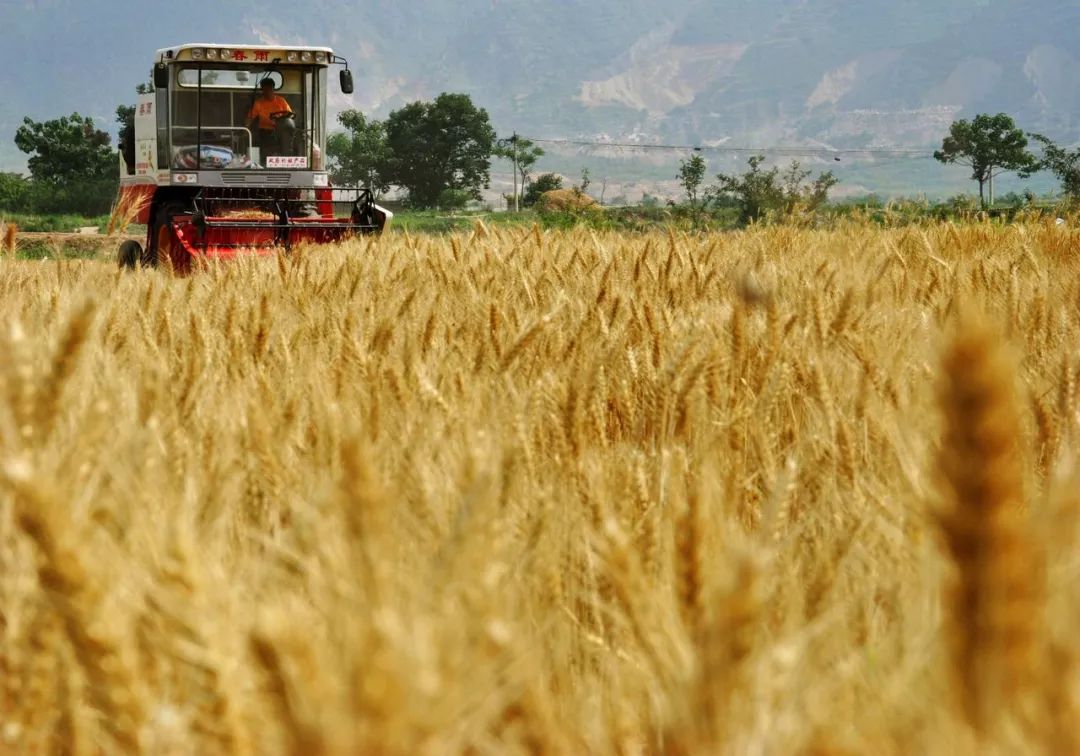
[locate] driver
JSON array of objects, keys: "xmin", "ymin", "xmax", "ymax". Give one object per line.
[{"xmin": 248, "ymin": 78, "xmax": 292, "ymax": 162}]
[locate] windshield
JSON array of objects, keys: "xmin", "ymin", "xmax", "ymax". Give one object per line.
[{"xmin": 169, "ymin": 65, "xmax": 327, "ymax": 170}]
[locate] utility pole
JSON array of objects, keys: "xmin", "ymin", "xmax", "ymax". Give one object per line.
[
  {"xmin": 497, "ymin": 133, "xmax": 522, "ymax": 212},
  {"xmin": 512, "ymin": 132, "xmax": 520, "ymax": 213}
]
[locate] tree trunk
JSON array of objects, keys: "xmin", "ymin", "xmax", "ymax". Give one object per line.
[{"xmin": 978, "ymin": 178, "xmax": 986, "ymax": 209}]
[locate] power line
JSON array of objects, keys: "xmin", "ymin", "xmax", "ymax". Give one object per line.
[{"xmin": 523, "ymin": 136, "xmax": 936, "ymax": 160}]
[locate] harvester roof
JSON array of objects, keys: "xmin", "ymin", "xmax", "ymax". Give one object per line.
[{"xmin": 157, "ymin": 43, "xmax": 335, "ymax": 64}]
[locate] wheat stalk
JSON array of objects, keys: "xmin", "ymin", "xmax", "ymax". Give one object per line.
[{"xmin": 936, "ymin": 314, "xmax": 1043, "ymax": 735}]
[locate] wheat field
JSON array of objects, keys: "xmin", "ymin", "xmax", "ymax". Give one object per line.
[{"xmin": 1, "ymin": 221, "xmax": 1079, "ymax": 754}]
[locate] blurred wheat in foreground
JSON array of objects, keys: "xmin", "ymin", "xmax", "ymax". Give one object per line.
[{"xmin": 2, "ymin": 221, "xmax": 1080, "ymax": 754}]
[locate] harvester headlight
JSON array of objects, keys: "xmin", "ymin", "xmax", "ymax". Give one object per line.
[
  {"xmin": 313, "ymin": 173, "xmax": 329, "ymax": 187},
  {"xmin": 220, "ymin": 48, "xmax": 233, "ymax": 59},
  {"xmin": 286, "ymin": 51, "xmax": 300, "ymax": 62},
  {"xmin": 173, "ymin": 173, "xmax": 198, "ymax": 185},
  {"xmin": 191, "ymin": 48, "xmax": 205, "ymax": 60},
  {"xmin": 301, "ymin": 51, "xmax": 314, "ymax": 62},
  {"xmin": 205, "ymin": 48, "xmax": 218, "ymax": 60},
  {"xmin": 314, "ymin": 52, "xmax": 327, "ymax": 63}
]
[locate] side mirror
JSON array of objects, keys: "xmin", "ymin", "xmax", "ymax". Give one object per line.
[
  {"xmin": 340, "ymin": 69, "xmax": 354, "ymax": 95},
  {"xmin": 153, "ymin": 63, "xmax": 169, "ymax": 89}
]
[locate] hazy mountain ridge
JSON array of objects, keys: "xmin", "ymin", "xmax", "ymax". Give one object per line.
[{"xmin": 3, "ymin": 0, "xmax": 1079, "ymax": 194}]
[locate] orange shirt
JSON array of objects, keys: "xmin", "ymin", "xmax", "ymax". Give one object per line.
[{"xmin": 248, "ymin": 95, "xmax": 292, "ymax": 131}]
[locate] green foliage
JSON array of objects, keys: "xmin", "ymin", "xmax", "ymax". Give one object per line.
[
  {"xmin": 0, "ymin": 212, "xmax": 112, "ymax": 233},
  {"xmin": 0, "ymin": 172, "xmax": 114, "ymax": 216},
  {"xmin": 117, "ymin": 105, "xmax": 135, "ymax": 175},
  {"xmin": 383, "ymin": 93, "xmax": 496, "ymax": 208},
  {"xmin": 677, "ymin": 154, "xmax": 707, "ymax": 206},
  {"xmin": 0, "ymin": 173, "xmax": 31, "ymax": 212},
  {"xmin": 25, "ymin": 179, "xmax": 118, "ymax": 215},
  {"xmin": 945, "ymin": 194, "xmax": 980, "ymax": 213},
  {"xmin": 995, "ymin": 191, "xmax": 1036, "ymax": 208},
  {"xmin": 578, "ymin": 168, "xmax": 591, "ymax": 193},
  {"xmin": 707, "ymin": 155, "xmax": 838, "ymax": 224},
  {"xmin": 116, "ymin": 105, "xmax": 135, "ymax": 131},
  {"xmin": 436, "ymin": 188, "xmax": 472, "ymax": 211},
  {"xmin": 12, "ymin": 113, "xmax": 118, "ymax": 215},
  {"xmin": 326, "ymin": 110, "xmax": 391, "ymax": 195},
  {"xmin": 933, "ymin": 113, "xmax": 1039, "ymax": 207},
  {"xmin": 15, "ymin": 113, "xmax": 116, "ymax": 184},
  {"xmin": 494, "ymin": 135, "xmax": 544, "ymax": 196},
  {"xmin": 1029, "ymin": 134, "xmax": 1080, "ymax": 199},
  {"xmin": 523, "ymin": 173, "xmax": 563, "ymax": 207}
]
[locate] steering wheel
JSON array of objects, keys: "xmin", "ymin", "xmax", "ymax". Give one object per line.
[{"xmin": 269, "ymin": 111, "xmax": 294, "ymax": 122}]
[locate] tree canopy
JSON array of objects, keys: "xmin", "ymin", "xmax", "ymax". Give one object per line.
[
  {"xmin": 933, "ymin": 113, "xmax": 1038, "ymax": 207},
  {"xmin": 382, "ymin": 93, "xmax": 496, "ymax": 208},
  {"xmin": 678, "ymin": 154, "xmax": 707, "ymax": 207},
  {"xmin": 14, "ymin": 113, "xmax": 115, "ymax": 185},
  {"xmin": 326, "ymin": 110, "xmax": 391, "ymax": 196},
  {"xmin": 522, "ymin": 173, "xmax": 563, "ymax": 207},
  {"xmin": 494, "ymin": 135, "xmax": 544, "ymax": 198},
  {"xmin": 1029, "ymin": 134, "xmax": 1080, "ymax": 200},
  {"xmin": 708, "ymin": 156, "xmax": 837, "ymax": 224}
]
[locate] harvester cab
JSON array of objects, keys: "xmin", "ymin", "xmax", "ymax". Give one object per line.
[{"xmin": 116, "ymin": 44, "xmax": 391, "ymax": 271}]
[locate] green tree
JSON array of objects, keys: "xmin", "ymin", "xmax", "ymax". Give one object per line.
[
  {"xmin": 678, "ymin": 153, "xmax": 707, "ymax": 207},
  {"xmin": 117, "ymin": 80, "xmax": 158, "ymax": 177},
  {"xmin": 577, "ymin": 168, "xmax": 591, "ymax": 193},
  {"xmin": 494, "ymin": 135, "xmax": 544, "ymax": 200},
  {"xmin": 15, "ymin": 113, "xmax": 115, "ymax": 185},
  {"xmin": 1029, "ymin": 134, "xmax": 1080, "ymax": 199},
  {"xmin": 708, "ymin": 155, "xmax": 837, "ymax": 224},
  {"xmin": 326, "ymin": 110, "xmax": 391, "ymax": 196},
  {"xmin": 117, "ymin": 105, "xmax": 136, "ymax": 175},
  {"xmin": 522, "ymin": 172, "xmax": 563, "ymax": 207},
  {"xmin": 933, "ymin": 113, "xmax": 1038, "ymax": 208},
  {"xmin": 382, "ymin": 93, "xmax": 496, "ymax": 208},
  {"xmin": 0, "ymin": 172, "xmax": 30, "ymax": 211}
]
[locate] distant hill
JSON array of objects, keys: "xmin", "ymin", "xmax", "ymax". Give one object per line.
[{"xmin": 3, "ymin": 0, "xmax": 1079, "ymax": 197}]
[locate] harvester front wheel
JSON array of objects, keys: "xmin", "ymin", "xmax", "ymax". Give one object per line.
[
  {"xmin": 147, "ymin": 203, "xmax": 186, "ymax": 269},
  {"xmin": 155, "ymin": 223, "xmax": 174, "ymax": 268},
  {"xmin": 117, "ymin": 240, "xmax": 142, "ymax": 270}
]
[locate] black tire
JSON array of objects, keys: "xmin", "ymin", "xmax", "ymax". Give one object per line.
[
  {"xmin": 117, "ymin": 240, "xmax": 142, "ymax": 269},
  {"xmin": 146, "ymin": 203, "xmax": 188, "ymax": 267}
]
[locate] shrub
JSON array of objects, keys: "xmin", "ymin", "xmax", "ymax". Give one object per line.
[
  {"xmin": 707, "ymin": 155, "xmax": 838, "ymax": 224},
  {"xmin": 523, "ymin": 173, "xmax": 563, "ymax": 208},
  {"xmin": 0, "ymin": 172, "xmax": 31, "ymax": 212},
  {"xmin": 436, "ymin": 188, "xmax": 472, "ymax": 212}
]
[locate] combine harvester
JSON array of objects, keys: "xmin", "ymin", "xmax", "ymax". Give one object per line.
[{"xmin": 116, "ymin": 43, "xmax": 391, "ymax": 271}]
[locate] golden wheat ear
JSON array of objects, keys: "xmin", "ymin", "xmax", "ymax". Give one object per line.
[
  {"xmin": 107, "ymin": 191, "xmax": 150, "ymax": 237},
  {"xmin": 936, "ymin": 312, "xmax": 1043, "ymax": 737},
  {"xmin": 3, "ymin": 464, "xmax": 145, "ymax": 752},
  {"xmin": 4, "ymin": 222, "xmax": 16, "ymax": 258}
]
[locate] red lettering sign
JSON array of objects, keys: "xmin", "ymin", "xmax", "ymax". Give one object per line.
[
  {"xmin": 232, "ymin": 50, "xmax": 247, "ymax": 61},
  {"xmin": 254, "ymin": 51, "xmax": 269, "ymax": 62}
]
